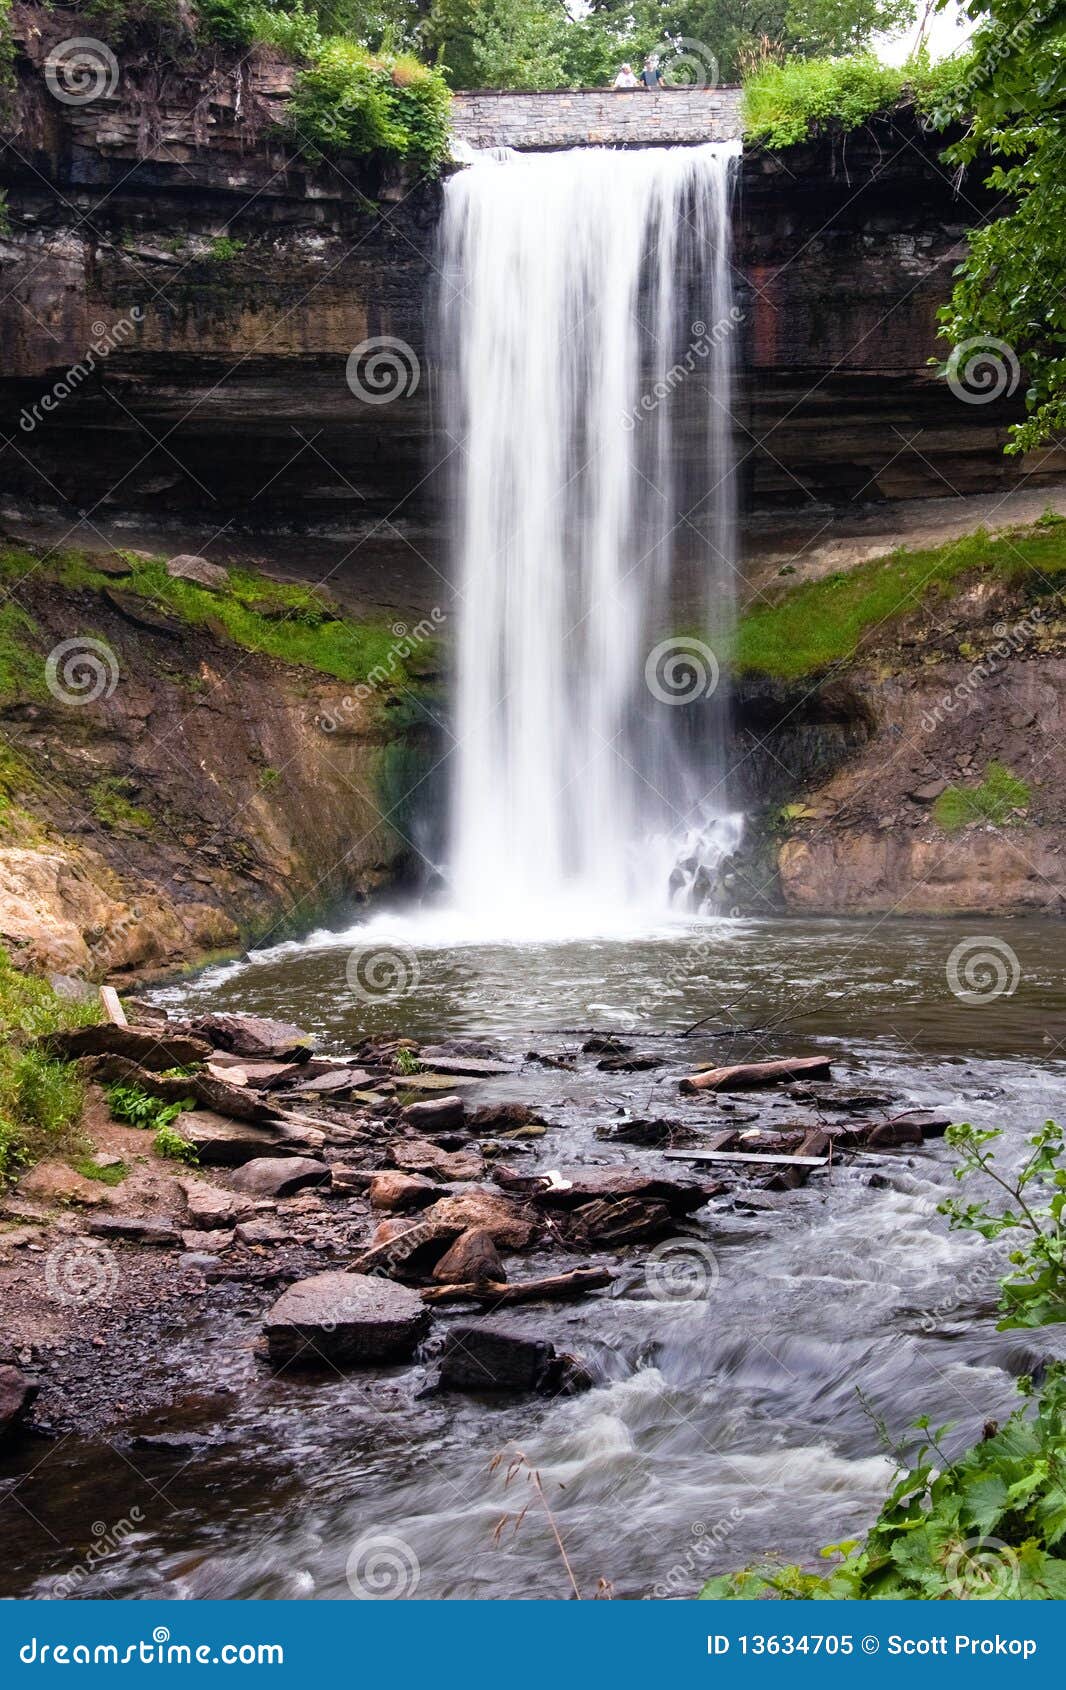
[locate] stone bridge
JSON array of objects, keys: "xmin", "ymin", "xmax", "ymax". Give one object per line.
[{"xmin": 450, "ymin": 87, "xmax": 743, "ymax": 152}]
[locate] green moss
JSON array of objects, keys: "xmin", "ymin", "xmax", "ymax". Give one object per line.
[
  {"xmin": 73, "ymin": 1156, "xmax": 128, "ymax": 1186},
  {"xmin": 90, "ymin": 776, "xmax": 154, "ymax": 833},
  {"xmin": 0, "ymin": 602, "xmax": 45, "ymax": 706},
  {"xmin": 933, "ymin": 761, "xmax": 1030, "ymax": 832},
  {"xmin": 732, "ymin": 522, "xmax": 1066, "ymax": 679}
]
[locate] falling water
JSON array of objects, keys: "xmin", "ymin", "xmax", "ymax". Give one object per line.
[{"xmin": 440, "ymin": 142, "xmax": 743, "ymax": 938}]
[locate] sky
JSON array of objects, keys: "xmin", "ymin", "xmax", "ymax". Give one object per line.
[{"xmin": 876, "ymin": 1, "xmax": 978, "ymax": 65}]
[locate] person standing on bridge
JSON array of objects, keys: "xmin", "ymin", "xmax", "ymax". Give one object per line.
[
  {"xmin": 613, "ymin": 63, "xmax": 639, "ymax": 88},
  {"xmin": 640, "ymin": 54, "xmax": 663, "ymax": 90}
]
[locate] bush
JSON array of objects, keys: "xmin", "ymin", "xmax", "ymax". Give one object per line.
[
  {"xmin": 0, "ymin": 948, "xmax": 98, "ymax": 1182},
  {"xmin": 153, "ymin": 1123, "xmax": 199, "ymax": 1164},
  {"xmin": 286, "ymin": 39, "xmax": 451, "ymax": 172},
  {"xmin": 105, "ymin": 1082, "xmax": 189, "ymax": 1133},
  {"xmin": 742, "ymin": 50, "xmax": 972, "ymax": 150}
]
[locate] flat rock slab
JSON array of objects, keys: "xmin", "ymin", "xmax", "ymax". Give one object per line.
[
  {"xmin": 391, "ymin": 1136, "xmax": 483, "ymax": 1183},
  {"xmin": 264, "ymin": 1271, "xmax": 429, "ymax": 1367},
  {"xmin": 418, "ymin": 1056, "xmax": 514, "ymax": 1078},
  {"xmin": 41, "ymin": 1024, "xmax": 210, "ymax": 1070},
  {"xmin": 184, "ymin": 1013, "xmax": 314, "ymax": 1063},
  {"xmin": 229, "ymin": 1157, "xmax": 331, "ymax": 1198},
  {"xmin": 166, "ymin": 553, "xmax": 230, "ymax": 590},
  {"xmin": 177, "ymin": 1110, "xmax": 323, "ymax": 1167},
  {"xmin": 293, "ymin": 1069, "xmax": 376, "ymax": 1096},
  {"xmin": 517, "ymin": 1167, "xmax": 712, "ymax": 1216},
  {"xmin": 681, "ymin": 1056, "xmax": 832, "ymax": 1094},
  {"xmin": 423, "ymin": 1189, "xmax": 538, "ymax": 1249},
  {"xmin": 88, "ymin": 1216, "xmax": 181, "ymax": 1245},
  {"xmin": 0, "ymin": 1365, "xmax": 39, "ymax": 1440},
  {"xmin": 235, "ymin": 1219, "xmax": 289, "ymax": 1247}
]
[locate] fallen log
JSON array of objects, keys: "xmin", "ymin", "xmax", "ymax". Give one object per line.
[
  {"xmin": 421, "ymin": 1267, "xmax": 612, "ymax": 1307},
  {"xmin": 768, "ymin": 1130, "xmax": 832, "ymax": 1191},
  {"xmin": 663, "ymin": 1148, "xmax": 829, "ymax": 1168},
  {"xmin": 680, "ymin": 1056, "xmax": 832, "ymax": 1094}
]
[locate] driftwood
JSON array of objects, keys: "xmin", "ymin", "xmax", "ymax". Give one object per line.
[
  {"xmin": 680, "ymin": 1055, "xmax": 832, "ymax": 1094},
  {"xmin": 421, "ymin": 1267, "xmax": 612, "ymax": 1306}
]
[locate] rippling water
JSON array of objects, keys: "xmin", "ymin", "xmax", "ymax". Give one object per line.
[{"xmin": 4, "ymin": 914, "xmax": 1064, "ymax": 1599}]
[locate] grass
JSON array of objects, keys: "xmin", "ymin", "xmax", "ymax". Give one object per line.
[
  {"xmin": 732, "ymin": 519, "xmax": 1066, "ymax": 680},
  {"xmin": 0, "ymin": 947, "xmax": 99, "ymax": 1183},
  {"xmin": 742, "ymin": 51, "xmax": 970, "ymax": 152},
  {"xmin": 0, "ymin": 544, "xmax": 423, "ymax": 691},
  {"xmin": 73, "ymin": 1157, "xmax": 129, "ymax": 1186},
  {"xmin": 153, "ymin": 1123, "xmax": 198, "ymax": 1164},
  {"xmin": 933, "ymin": 761, "xmax": 1030, "ymax": 831}
]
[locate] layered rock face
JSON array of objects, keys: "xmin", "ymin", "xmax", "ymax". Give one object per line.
[{"xmin": 0, "ymin": 23, "xmax": 1058, "ymax": 566}]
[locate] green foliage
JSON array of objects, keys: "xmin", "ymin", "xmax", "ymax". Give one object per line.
[
  {"xmin": 933, "ymin": 1, "xmax": 1066, "ymax": 455},
  {"xmin": 703, "ymin": 1367, "xmax": 1066, "ymax": 1599},
  {"xmin": 731, "ymin": 518, "xmax": 1066, "ymax": 679},
  {"xmin": 0, "ymin": 947, "xmax": 97, "ymax": 1183},
  {"xmin": 105, "ymin": 1082, "xmax": 188, "ymax": 1133},
  {"xmin": 90, "ymin": 777, "xmax": 154, "ymax": 834},
  {"xmin": 153, "ymin": 1123, "xmax": 199, "ymax": 1163},
  {"xmin": 393, "ymin": 1045, "xmax": 422, "ymax": 1074},
  {"xmin": 932, "ymin": 761, "xmax": 1030, "ymax": 831},
  {"xmin": 206, "ymin": 236, "xmax": 247, "ymax": 262},
  {"xmin": 286, "ymin": 38, "xmax": 451, "ymax": 171},
  {"xmin": 741, "ymin": 49, "xmax": 967, "ymax": 149},
  {"xmin": 941, "ymin": 1120, "xmax": 1066, "ymax": 1332},
  {"xmin": 0, "ymin": 603, "xmax": 45, "ymax": 708}
]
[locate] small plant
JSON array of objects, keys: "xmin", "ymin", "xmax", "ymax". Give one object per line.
[
  {"xmin": 258, "ymin": 766, "xmax": 280, "ymax": 789},
  {"xmin": 206, "ymin": 236, "xmax": 246, "ymax": 262},
  {"xmin": 153, "ymin": 1123, "xmax": 198, "ymax": 1164},
  {"xmin": 90, "ymin": 777, "xmax": 154, "ymax": 833},
  {"xmin": 940, "ymin": 1119, "xmax": 1066, "ymax": 1331},
  {"xmin": 105, "ymin": 1082, "xmax": 190, "ymax": 1133},
  {"xmin": 394, "ymin": 1046, "xmax": 422, "ymax": 1076},
  {"xmin": 932, "ymin": 761, "xmax": 1030, "ymax": 832}
]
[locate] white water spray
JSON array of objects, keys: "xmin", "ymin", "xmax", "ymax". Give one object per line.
[{"xmin": 438, "ymin": 142, "xmax": 742, "ymax": 939}]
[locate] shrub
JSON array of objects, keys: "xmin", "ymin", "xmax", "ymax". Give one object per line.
[
  {"xmin": 153, "ymin": 1123, "xmax": 199, "ymax": 1164},
  {"xmin": 105, "ymin": 1082, "xmax": 189, "ymax": 1132},
  {"xmin": 0, "ymin": 948, "xmax": 98, "ymax": 1182},
  {"xmin": 742, "ymin": 51, "xmax": 972, "ymax": 151},
  {"xmin": 286, "ymin": 39, "xmax": 451, "ymax": 172}
]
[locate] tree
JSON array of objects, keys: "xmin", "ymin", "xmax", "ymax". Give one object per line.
[
  {"xmin": 785, "ymin": 0, "xmax": 917, "ymax": 55},
  {"xmin": 934, "ymin": 0, "xmax": 1066, "ymax": 455}
]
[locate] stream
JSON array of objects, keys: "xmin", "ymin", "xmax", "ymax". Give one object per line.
[{"xmin": 3, "ymin": 912, "xmax": 1064, "ymax": 1600}]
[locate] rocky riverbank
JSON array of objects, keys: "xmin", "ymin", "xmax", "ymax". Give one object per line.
[{"xmin": 1, "ymin": 998, "xmax": 952, "ymax": 1447}]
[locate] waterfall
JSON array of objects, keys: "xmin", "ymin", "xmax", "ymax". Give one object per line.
[{"xmin": 439, "ymin": 142, "xmax": 742, "ymax": 939}]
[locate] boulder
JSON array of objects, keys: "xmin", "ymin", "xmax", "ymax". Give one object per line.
[
  {"xmin": 368, "ymin": 1171, "xmax": 440, "ymax": 1213},
  {"xmin": 182, "ymin": 1228, "xmax": 234, "ymax": 1251},
  {"xmin": 518, "ymin": 1167, "xmax": 711, "ymax": 1216},
  {"xmin": 468, "ymin": 1102, "xmax": 535, "ymax": 1131},
  {"xmin": 235, "ymin": 1219, "xmax": 288, "ymax": 1246},
  {"xmin": 185, "ymin": 1012, "xmax": 313, "ymax": 1062},
  {"xmin": 401, "ymin": 1096, "xmax": 467, "ymax": 1132},
  {"xmin": 422, "ymin": 1189, "xmax": 538, "ymax": 1250},
  {"xmin": 264, "ymin": 1271, "xmax": 429, "ymax": 1366},
  {"xmin": 40, "ymin": 1024, "xmax": 210, "ymax": 1070},
  {"xmin": 229, "ymin": 1158, "xmax": 331, "ymax": 1198},
  {"xmin": 435, "ymin": 1324, "xmax": 582, "ymax": 1394},
  {"xmin": 0, "ymin": 1365, "xmax": 38, "ymax": 1441},
  {"xmin": 352, "ymin": 1218, "xmax": 456, "ymax": 1278},
  {"xmin": 166, "ymin": 553, "xmax": 230, "ymax": 591},
  {"xmin": 390, "ymin": 1136, "xmax": 484, "ymax": 1183},
  {"xmin": 431, "ymin": 1227, "xmax": 505, "ymax": 1285},
  {"xmin": 178, "ymin": 1179, "xmax": 254, "ymax": 1230}
]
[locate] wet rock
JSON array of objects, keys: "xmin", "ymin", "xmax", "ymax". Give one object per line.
[
  {"xmin": 417, "ymin": 1056, "xmax": 513, "ymax": 1078},
  {"xmin": 767, "ymin": 1130, "xmax": 832, "ymax": 1191},
  {"xmin": 352, "ymin": 1218, "xmax": 455, "ymax": 1278},
  {"xmin": 264, "ymin": 1271, "xmax": 429, "ymax": 1366},
  {"xmin": 784, "ymin": 1082, "xmax": 897, "ymax": 1112},
  {"xmin": 518, "ymin": 1167, "xmax": 712, "ymax": 1216},
  {"xmin": 582, "ymin": 1035, "xmax": 632, "ymax": 1055},
  {"xmin": 177, "ymin": 1110, "xmax": 324, "ymax": 1166},
  {"xmin": 0, "ymin": 1365, "xmax": 38, "ymax": 1441},
  {"xmin": 400, "ymin": 1096, "xmax": 466, "ymax": 1132},
  {"xmin": 423, "ymin": 1189, "xmax": 539, "ymax": 1249},
  {"xmin": 166, "ymin": 553, "xmax": 230, "ymax": 591},
  {"xmin": 431, "ymin": 1227, "xmax": 505, "ymax": 1285},
  {"xmin": 88, "ymin": 1216, "xmax": 181, "ymax": 1245},
  {"xmin": 368, "ymin": 1171, "xmax": 440, "ymax": 1213},
  {"xmin": 596, "ymin": 1117, "xmax": 700, "ymax": 1148},
  {"xmin": 229, "ymin": 1158, "xmax": 331, "ymax": 1198},
  {"xmin": 390, "ymin": 1136, "xmax": 483, "ymax": 1183},
  {"xmin": 183, "ymin": 1012, "xmax": 314, "ymax": 1063},
  {"xmin": 435, "ymin": 1324, "xmax": 586, "ymax": 1395},
  {"xmin": 178, "ymin": 1179, "xmax": 253, "ymax": 1230},
  {"xmin": 596, "ymin": 1054, "xmax": 664, "ymax": 1073},
  {"xmin": 40, "ymin": 1024, "xmax": 210, "ymax": 1070},
  {"xmin": 420, "ymin": 1039, "xmax": 500, "ymax": 1061},
  {"xmin": 561, "ymin": 1196, "xmax": 673, "ymax": 1247},
  {"xmin": 865, "ymin": 1119, "xmax": 925, "ymax": 1149},
  {"xmin": 468, "ymin": 1102, "xmax": 535, "ymax": 1131}
]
